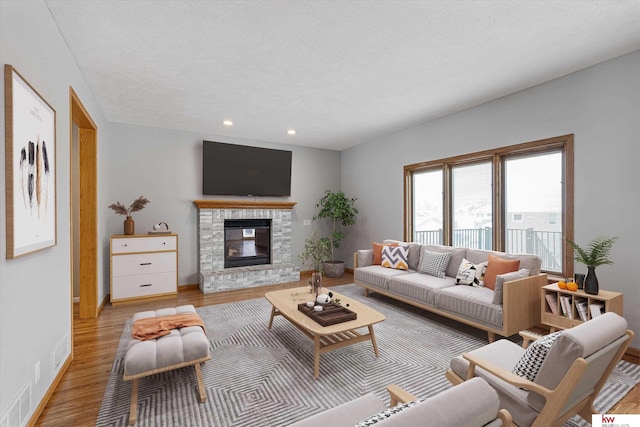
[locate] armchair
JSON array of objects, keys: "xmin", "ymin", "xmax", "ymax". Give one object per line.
[{"xmin": 446, "ymin": 312, "xmax": 633, "ymax": 427}]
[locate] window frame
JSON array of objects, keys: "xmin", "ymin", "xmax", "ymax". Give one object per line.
[{"xmin": 404, "ymin": 134, "xmax": 574, "ymax": 279}]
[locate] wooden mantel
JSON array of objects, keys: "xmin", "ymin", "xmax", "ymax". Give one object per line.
[{"xmin": 193, "ymin": 200, "xmax": 297, "ymax": 209}]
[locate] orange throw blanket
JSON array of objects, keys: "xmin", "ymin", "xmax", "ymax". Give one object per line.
[{"xmin": 131, "ymin": 313, "xmax": 206, "ymax": 341}]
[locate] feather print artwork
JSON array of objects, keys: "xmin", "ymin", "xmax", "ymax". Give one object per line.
[
  {"xmin": 42, "ymin": 140, "xmax": 50, "ymax": 216},
  {"xmin": 19, "ymin": 147, "xmax": 27, "ymax": 208},
  {"xmin": 28, "ymin": 140, "xmax": 35, "ymax": 210},
  {"xmin": 36, "ymin": 139, "xmax": 42, "ymax": 218}
]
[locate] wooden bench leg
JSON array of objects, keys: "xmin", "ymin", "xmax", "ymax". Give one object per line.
[
  {"xmin": 194, "ymin": 363, "xmax": 206, "ymax": 403},
  {"xmin": 128, "ymin": 378, "xmax": 138, "ymax": 425}
]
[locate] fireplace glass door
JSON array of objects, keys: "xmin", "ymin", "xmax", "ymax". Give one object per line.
[{"xmin": 224, "ymin": 219, "xmax": 271, "ymax": 268}]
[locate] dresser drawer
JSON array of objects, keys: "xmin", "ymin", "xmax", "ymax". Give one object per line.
[
  {"xmin": 111, "ymin": 272, "xmax": 177, "ymax": 300},
  {"xmin": 112, "ymin": 252, "xmax": 176, "ymax": 276},
  {"xmin": 111, "ymin": 235, "xmax": 177, "ymax": 254}
]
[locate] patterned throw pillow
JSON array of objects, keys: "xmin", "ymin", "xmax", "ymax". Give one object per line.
[
  {"xmin": 418, "ymin": 249, "xmax": 451, "ymax": 278},
  {"xmin": 512, "ymin": 331, "xmax": 563, "ymax": 382},
  {"xmin": 355, "ymin": 399, "xmax": 425, "ymax": 427},
  {"xmin": 381, "ymin": 245, "xmax": 409, "ymax": 270},
  {"xmin": 455, "ymin": 258, "xmax": 488, "ymax": 286}
]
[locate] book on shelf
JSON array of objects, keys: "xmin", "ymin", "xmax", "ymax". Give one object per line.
[
  {"xmin": 576, "ymin": 298, "xmax": 589, "ymax": 322},
  {"xmin": 589, "ymin": 302, "xmax": 605, "ymax": 319},
  {"xmin": 560, "ymin": 295, "xmax": 573, "ymax": 319},
  {"xmin": 545, "ymin": 293, "xmax": 559, "ymax": 315}
]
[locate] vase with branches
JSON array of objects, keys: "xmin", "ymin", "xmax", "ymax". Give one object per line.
[
  {"xmin": 299, "ymin": 232, "xmax": 332, "ymax": 296},
  {"xmin": 566, "ymin": 236, "xmax": 618, "ymax": 295},
  {"xmin": 108, "ymin": 196, "xmax": 150, "ymax": 235}
]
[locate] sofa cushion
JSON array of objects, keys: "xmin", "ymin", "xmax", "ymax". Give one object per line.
[
  {"xmin": 418, "ymin": 249, "xmax": 451, "ymax": 278},
  {"xmin": 355, "ymin": 265, "xmax": 412, "ymax": 290},
  {"xmin": 436, "ymin": 286, "xmax": 503, "ymax": 327},
  {"xmin": 492, "ymin": 268, "xmax": 529, "ymax": 305},
  {"xmin": 381, "ymin": 245, "xmax": 409, "ymax": 270},
  {"xmin": 466, "ymin": 249, "xmax": 542, "ymax": 276},
  {"xmin": 388, "ymin": 273, "xmax": 455, "ymax": 306},
  {"xmin": 512, "ymin": 331, "xmax": 563, "ymax": 382},
  {"xmin": 483, "ymin": 254, "xmax": 520, "ymax": 290},
  {"xmin": 455, "ymin": 258, "xmax": 488, "ymax": 287},
  {"xmin": 421, "ymin": 245, "xmax": 467, "ymax": 278},
  {"xmin": 288, "ymin": 393, "xmax": 386, "ymax": 427},
  {"xmin": 373, "ymin": 242, "xmax": 397, "ymax": 265}
]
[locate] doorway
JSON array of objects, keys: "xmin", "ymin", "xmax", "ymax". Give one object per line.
[{"xmin": 70, "ymin": 88, "xmax": 98, "ymax": 319}]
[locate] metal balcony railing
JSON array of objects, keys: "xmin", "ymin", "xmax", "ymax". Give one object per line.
[{"xmin": 413, "ymin": 228, "xmax": 562, "ymax": 272}]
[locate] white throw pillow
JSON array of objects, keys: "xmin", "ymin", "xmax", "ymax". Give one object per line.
[
  {"xmin": 418, "ymin": 249, "xmax": 451, "ymax": 278},
  {"xmin": 455, "ymin": 258, "xmax": 488, "ymax": 287}
]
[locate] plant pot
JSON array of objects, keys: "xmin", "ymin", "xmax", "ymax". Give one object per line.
[
  {"xmin": 584, "ymin": 266, "xmax": 599, "ymax": 295},
  {"xmin": 124, "ymin": 216, "xmax": 135, "ymax": 235},
  {"xmin": 323, "ymin": 261, "xmax": 345, "ymax": 278}
]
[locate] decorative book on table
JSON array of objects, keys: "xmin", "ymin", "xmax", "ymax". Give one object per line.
[
  {"xmin": 545, "ymin": 294, "xmax": 559, "ymax": 315},
  {"xmin": 589, "ymin": 302, "xmax": 605, "ymax": 319},
  {"xmin": 560, "ymin": 295, "xmax": 573, "ymax": 319}
]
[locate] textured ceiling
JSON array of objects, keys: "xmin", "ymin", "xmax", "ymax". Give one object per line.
[{"xmin": 45, "ymin": 0, "xmax": 640, "ymax": 151}]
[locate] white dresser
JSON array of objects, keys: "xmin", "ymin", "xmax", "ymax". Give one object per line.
[{"xmin": 110, "ymin": 234, "xmax": 178, "ymax": 303}]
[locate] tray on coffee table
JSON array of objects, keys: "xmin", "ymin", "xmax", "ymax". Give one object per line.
[{"xmin": 297, "ymin": 302, "xmax": 357, "ymax": 326}]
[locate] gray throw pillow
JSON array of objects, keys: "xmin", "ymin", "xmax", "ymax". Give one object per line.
[
  {"xmin": 418, "ymin": 249, "xmax": 451, "ymax": 278},
  {"xmin": 492, "ymin": 268, "xmax": 530, "ymax": 304}
]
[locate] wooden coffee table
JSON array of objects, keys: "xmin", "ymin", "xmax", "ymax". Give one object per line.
[{"xmin": 266, "ymin": 287, "xmax": 385, "ymax": 378}]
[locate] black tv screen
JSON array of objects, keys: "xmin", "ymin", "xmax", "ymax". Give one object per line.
[{"xmin": 202, "ymin": 141, "xmax": 292, "ymax": 196}]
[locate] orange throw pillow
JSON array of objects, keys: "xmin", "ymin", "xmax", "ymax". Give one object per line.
[
  {"xmin": 483, "ymin": 254, "xmax": 520, "ymax": 290},
  {"xmin": 372, "ymin": 242, "xmax": 398, "ymax": 265}
]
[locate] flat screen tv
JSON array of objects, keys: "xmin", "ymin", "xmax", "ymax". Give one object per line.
[{"xmin": 202, "ymin": 140, "xmax": 292, "ymax": 196}]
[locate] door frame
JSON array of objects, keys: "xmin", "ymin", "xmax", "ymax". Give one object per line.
[{"xmin": 70, "ymin": 87, "xmax": 98, "ymax": 319}]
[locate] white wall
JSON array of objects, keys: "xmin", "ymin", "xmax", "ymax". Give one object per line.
[
  {"xmin": 341, "ymin": 51, "xmax": 640, "ymax": 348},
  {"xmin": 0, "ymin": 0, "xmax": 108, "ymax": 422},
  {"xmin": 105, "ymin": 123, "xmax": 341, "ymax": 287}
]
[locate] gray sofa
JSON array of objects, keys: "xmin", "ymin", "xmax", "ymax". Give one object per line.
[
  {"xmin": 354, "ymin": 241, "xmax": 548, "ymax": 341},
  {"xmin": 288, "ymin": 377, "xmax": 513, "ymax": 427}
]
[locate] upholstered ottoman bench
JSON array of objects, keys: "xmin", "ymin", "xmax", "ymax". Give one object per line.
[{"xmin": 123, "ymin": 305, "xmax": 210, "ymax": 425}]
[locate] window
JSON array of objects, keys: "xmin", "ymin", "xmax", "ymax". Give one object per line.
[
  {"xmin": 412, "ymin": 169, "xmax": 443, "ymax": 244},
  {"xmin": 452, "ymin": 162, "xmax": 492, "ymax": 249},
  {"xmin": 404, "ymin": 135, "xmax": 573, "ymax": 277}
]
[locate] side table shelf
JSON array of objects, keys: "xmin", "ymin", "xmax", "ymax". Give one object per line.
[{"xmin": 541, "ymin": 283, "xmax": 623, "ymax": 332}]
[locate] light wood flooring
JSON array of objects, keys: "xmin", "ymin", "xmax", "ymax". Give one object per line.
[{"xmin": 34, "ymin": 272, "xmax": 638, "ymax": 426}]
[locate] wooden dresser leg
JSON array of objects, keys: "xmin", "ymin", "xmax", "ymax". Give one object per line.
[
  {"xmin": 194, "ymin": 363, "xmax": 207, "ymax": 403},
  {"xmin": 128, "ymin": 378, "xmax": 139, "ymax": 425}
]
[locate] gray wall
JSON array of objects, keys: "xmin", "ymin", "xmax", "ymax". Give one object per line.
[
  {"xmin": 105, "ymin": 123, "xmax": 341, "ymax": 287},
  {"xmin": 341, "ymin": 50, "xmax": 640, "ymax": 348},
  {"xmin": 0, "ymin": 0, "xmax": 109, "ymax": 421}
]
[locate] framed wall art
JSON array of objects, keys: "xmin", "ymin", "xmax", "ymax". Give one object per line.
[{"xmin": 4, "ymin": 64, "xmax": 57, "ymax": 258}]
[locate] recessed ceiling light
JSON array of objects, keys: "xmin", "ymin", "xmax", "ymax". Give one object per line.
[
  {"xmin": 287, "ymin": 129, "xmax": 296, "ymax": 135},
  {"xmin": 223, "ymin": 120, "xmax": 233, "ymax": 126}
]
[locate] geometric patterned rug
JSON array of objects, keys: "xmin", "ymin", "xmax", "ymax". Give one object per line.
[{"xmin": 97, "ymin": 284, "xmax": 640, "ymax": 426}]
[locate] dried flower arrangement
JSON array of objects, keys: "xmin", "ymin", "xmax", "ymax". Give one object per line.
[{"xmin": 108, "ymin": 196, "xmax": 150, "ymax": 217}]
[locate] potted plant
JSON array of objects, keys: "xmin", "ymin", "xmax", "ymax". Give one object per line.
[
  {"xmin": 299, "ymin": 232, "xmax": 332, "ymax": 296},
  {"xmin": 108, "ymin": 196, "xmax": 150, "ymax": 235},
  {"xmin": 313, "ymin": 190, "xmax": 358, "ymax": 278},
  {"xmin": 566, "ymin": 236, "xmax": 618, "ymax": 295}
]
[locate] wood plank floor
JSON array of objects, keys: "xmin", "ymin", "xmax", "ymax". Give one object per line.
[{"xmin": 34, "ymin": 272, "xmax": 639, "ymax": 426}]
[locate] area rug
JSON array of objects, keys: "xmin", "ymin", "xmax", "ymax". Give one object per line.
[{"xmin": 97, "ymin": 284, "xmax": 640, "ymax": 426}]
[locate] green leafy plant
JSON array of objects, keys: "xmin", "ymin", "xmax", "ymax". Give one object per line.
[
  {"xmin": 108, "ymin": 196, "xmax": 150, "ymax": 217},
  {"xmin": 566, "ymin": 236, "xmax": 618, "ymax": 267},
  {"xmin": 298, "ymin": 232, "xmax": 332, "ymax": 273},
  {"xmin": 313, "ymin": 190, "xmax": 358, "ymax": 261}
]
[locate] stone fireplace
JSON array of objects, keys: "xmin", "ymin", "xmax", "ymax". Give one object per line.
[{"xmin": 194, "ymin": 200, "xmax": 300, "ymax": 293}]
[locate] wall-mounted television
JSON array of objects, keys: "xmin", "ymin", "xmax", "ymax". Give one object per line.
[{"xmin": 202, "ymin": 140, "xmax": 292, "ymax": 196}]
